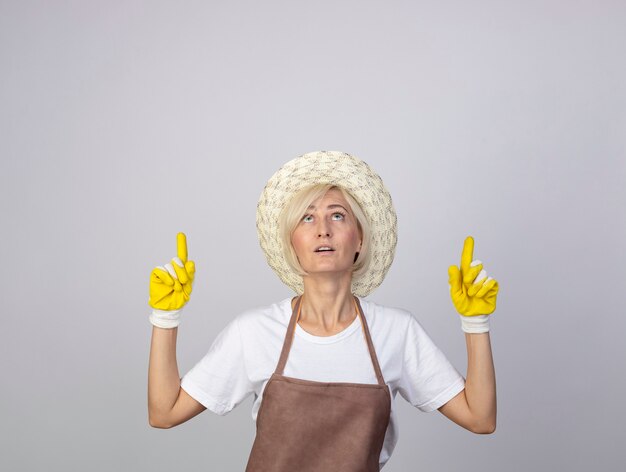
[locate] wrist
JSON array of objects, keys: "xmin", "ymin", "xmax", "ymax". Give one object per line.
[
  {"xmin": 460, "ymin": 314, "xmax": 490, "ymax": 334},
  {"xmin": 150, "ymin": 309, "xmax": 182, "ymax": 329}
]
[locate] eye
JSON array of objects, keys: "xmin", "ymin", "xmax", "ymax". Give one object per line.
[
  {"xmin": 331, "ymin": 212, "xmax": 345, "ymax": 221},
  {"xmin": 302, "ymin": 214, "xmax": 313, "ymax": 223}
]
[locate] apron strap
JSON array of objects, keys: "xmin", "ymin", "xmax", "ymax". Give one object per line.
[
  {"xmin": 353, "ymin": 297, "xmax": 386, "ymax": 387},
  {"xmin": 275, "ymin": 295, "xmax": 387, "ymax": 387},
  {"xmin": 275, "ymin": 295, "xmax": 303, "ymax": 376}
]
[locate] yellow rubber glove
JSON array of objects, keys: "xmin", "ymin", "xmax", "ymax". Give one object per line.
[
  {"xmin": 149, "ymin": 233, "xmax": 196, "ymax": 312},
  {"xmin": 448, "ymin": 236, "xmax": 499, "ymax": 324}
]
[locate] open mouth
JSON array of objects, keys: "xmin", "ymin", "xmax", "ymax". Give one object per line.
[{"xmin": 314, "ymin": 246, "xmax": 335, "ymax": 252}]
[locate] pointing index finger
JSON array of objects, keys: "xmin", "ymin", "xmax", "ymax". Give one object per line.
[
  {"xmin": 461, "ymin": 236, "xmax": 474, "ymax": 272},
  {"xmin": 177, "ymin": 232, "xmax": 188, "ymax": 263}
]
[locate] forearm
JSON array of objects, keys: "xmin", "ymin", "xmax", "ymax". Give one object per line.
[
  {"xmin": 148, "ymin": 326, "xmax": 182, "ymax": 425},
  {"xmin": 463, "ymin": 331, "xmax": 496, "ymax": 432}
]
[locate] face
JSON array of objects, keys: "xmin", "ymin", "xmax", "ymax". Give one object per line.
[{"xmin": 291, "ymin": 189, "xmax": 362, "ymax": 277}]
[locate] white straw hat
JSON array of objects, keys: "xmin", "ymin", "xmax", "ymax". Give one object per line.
[{"xmin": 256, "ymin": 151, "xmax": 397, "ymax": 297}]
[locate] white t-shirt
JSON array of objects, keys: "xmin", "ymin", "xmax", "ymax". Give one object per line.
[{"xmin": 181, "ymin": 297, "xmax": 465, "ymax": 469}]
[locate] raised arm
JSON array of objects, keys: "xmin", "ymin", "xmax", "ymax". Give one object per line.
[
  {"xmin": 438, "ymin": 332, "xmax": 496, "ymax": 433},
  {"xmin": 148, "ymin": 326, "xmax": 206, "ymax": 428},
  {"xmin": 440, "ymin": 236, "xmax": 498, "ymax": 433},
  {"xmin": 147, "ymin": 233, "xmax": 205, "ymax": 428}
]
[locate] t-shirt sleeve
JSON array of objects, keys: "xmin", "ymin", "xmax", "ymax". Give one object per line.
[
  {"xmin": 180, "ymin": 316, "xmax": 254, "ymax": 416},
  {"xmin": 398, "ymin": 315, "xmax": 466, "ymax": 412}
]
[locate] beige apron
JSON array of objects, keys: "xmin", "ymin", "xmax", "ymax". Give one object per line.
[{"xmin": 245, "ymin": 296, "xmax": 392, "ymax": 472}]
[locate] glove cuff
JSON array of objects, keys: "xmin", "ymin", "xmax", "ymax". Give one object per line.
[
  {"xmin": 150, "ymin": 309, "xmax": 182, "ymax": 329},
  {"xmin": 460, "ymin": 314, "xmax": 490, "ymax": 334}
]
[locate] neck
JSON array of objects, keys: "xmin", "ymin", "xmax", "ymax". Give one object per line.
[{"xmin": 296, "ymin": 273, "xmax": 356, "ymax": 334}]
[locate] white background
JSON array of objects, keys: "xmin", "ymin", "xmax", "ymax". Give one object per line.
[{"xmin": 1, "ymin": 1, "xmax": 625, "ymax": 470}]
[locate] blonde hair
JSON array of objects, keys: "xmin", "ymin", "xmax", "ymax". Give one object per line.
[{"xmin": 279, "ymin": 184, "xmax": 372, "ymax": 279}]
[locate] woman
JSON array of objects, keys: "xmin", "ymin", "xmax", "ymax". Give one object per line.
[{"xmin": 147, "ymin": 151, "xmax": 498, "ymax": 471}]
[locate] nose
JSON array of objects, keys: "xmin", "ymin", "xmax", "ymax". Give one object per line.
[{"xmin": 316, "ymin": 220, "xmax": 331, "ymax": 238}]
